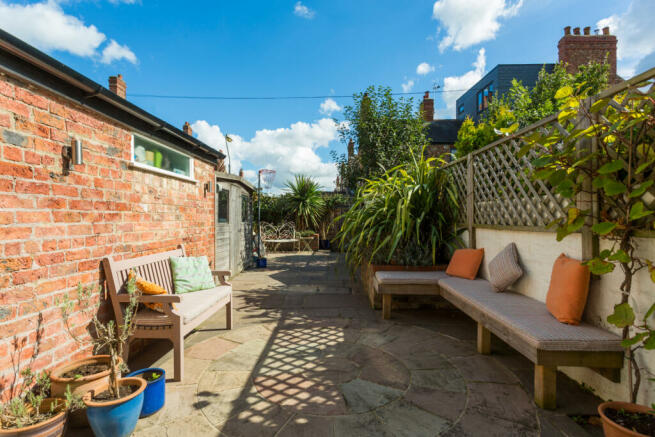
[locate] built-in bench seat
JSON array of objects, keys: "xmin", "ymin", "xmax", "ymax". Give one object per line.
[{"xmin": 373, "ymin": 270, "xmax": 624, "ymax": 409}]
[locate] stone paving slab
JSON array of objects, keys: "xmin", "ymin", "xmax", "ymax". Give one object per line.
[{"xmin": 103, "ymin": 252, "xmax": 605, "ymax": 437}]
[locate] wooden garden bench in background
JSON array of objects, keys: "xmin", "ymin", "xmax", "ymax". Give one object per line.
[{"xmin": 103, "ymin": 245, "xmax": 232, "ymax": 382}]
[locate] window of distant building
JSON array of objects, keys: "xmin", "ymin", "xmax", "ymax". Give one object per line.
[{"xmin": 477, "ymin": 83, "xmax": 494, "ymax": 113}]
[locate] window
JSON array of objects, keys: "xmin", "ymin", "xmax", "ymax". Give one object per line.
[
  {"xmin": 241, "ymin": 195, "xmax": 250, "ymax": 222},
  {"xmin": 217, "ymin": 188, "xmax": 229, "ymax": 223},
  {"xmin": 132, "ymin": 134, "xmax": 193, "ymax": 180},
  {"xmin": 477, "ymin": 82, "xmax": 494, "ymax": 113},
  {"xmin": 458, "ymin": 104, "xmax": 465, "ymax": 114}
]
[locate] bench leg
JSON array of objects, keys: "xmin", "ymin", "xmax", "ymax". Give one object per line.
[
  {"xmin": 477, "ymin": 323, "xmax": 491, "ymax": 355},
  {"xmin": 534, "ymin": 364, "xmax": 557, "ymax": 409},
  {"xmin": 382, "ymin": 294, "xmax": 392, "ymax": 320},
  {"xmin": 226, "ymin": 299, "xmax": 233, "ymax": 330},
  {"xmin": 173, "ymin": 330, "xmax": 184, "ymax": 382}
]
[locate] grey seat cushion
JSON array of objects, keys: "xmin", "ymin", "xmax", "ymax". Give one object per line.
[
  {"xmin": 375, "ymin": 270, "xmax": 449, "ymax": 285},
  {"xmin": 175, "ymin": 285, "xmax": 231, "ymax": 325},
  {"xmin": 437, "ymin": 276, "xmax": 622, "ymax": 352}
]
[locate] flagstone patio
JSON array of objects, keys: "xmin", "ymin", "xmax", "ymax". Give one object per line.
[{"xmin": 72, "ymin": 252, "xmax": 606, "ymax": 436}]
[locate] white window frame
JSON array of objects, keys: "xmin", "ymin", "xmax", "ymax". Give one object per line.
[{"xmin": 130, "ymin": 133, "xmax": 196, "ymax": 183}]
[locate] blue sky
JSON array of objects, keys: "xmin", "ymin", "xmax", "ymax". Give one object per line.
[{"xmin": 1, "ymin": 0, "xmax": 654, "ymax": 190}]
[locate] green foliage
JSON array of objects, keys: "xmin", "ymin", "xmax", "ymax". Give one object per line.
[
  {"xmin": 521, "ymin": 79, "xmax": 655, "ymax": 403},
  {"xmin": 0, "ymin": 369, "xmax": 56, "ymax": 429},
  {"xmin": 453, "ymin": 117, "xmax": 498, "ymax": 158},
  {"xmin": 335, "ymin": 149, "xmax": 461, "ymax": 269},
  {"xmin": 284, "ymin": 175, "xmax": 325, "ymax": 230},
  {"xmin": 332, "ymin": 86, "xmax": 428, "ymax": 192},
  {"xmin": 255, "ymin": 193, "xmax": 290, "ymax": 224},
  {"xmin": 455, "ymin": 62, "xmax": 611, "ymax": 157},
  {"xmin": 318, "ymin": 194, "xmax": 350, "ymax": 239}
]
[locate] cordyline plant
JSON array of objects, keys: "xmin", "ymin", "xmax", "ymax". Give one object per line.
[
  {"xmin": 58, "ymin": 275, "xmax": 140, "ymax": 399},
  {"xmin": 285, "ymin": 175, "xmax": 325, "ymax": 231},
  {"xmin": 335, "ymin": 148, "xmax": 461, "ymax": 270},
  {"xmin": 520, "ymin": 78, "xmax": 655, "ymax": 403}
]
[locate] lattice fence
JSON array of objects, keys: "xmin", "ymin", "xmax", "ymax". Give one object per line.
[{"xmin": 445, "ymin": 67, "xmax": 655, "ymax": 230}]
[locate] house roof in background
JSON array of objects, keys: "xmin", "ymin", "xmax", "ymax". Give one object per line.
[
  {"xmin": 0, "ymin": 29, "xmax": 225, "ymax": 164},
  {"xmin": 426, "ymin": 119, "xmax": 463, "ymax": 144}
]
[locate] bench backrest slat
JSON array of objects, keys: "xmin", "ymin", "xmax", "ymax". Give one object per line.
[{"xmin": 102, "ymin": 246, "xmax": 185, "ymax": 325}]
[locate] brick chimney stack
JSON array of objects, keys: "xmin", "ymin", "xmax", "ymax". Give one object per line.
[
  {"xmin": 420, "ymin": 91, "xmax": 434, "ymax": 122},
  {"xmin": 347, "ymin": 139, "xmax": 354, "ymax": 159},
  {"xmin": 558, "ymin": 25, "xmax": 619, "ymax": 83},
  {"xmin": 183, "ymin": 121, "xmax": 193, "ymax": 136},
  {"xmin": 108, "ymin": 74, "xmax": 126, "ymax": 99}
]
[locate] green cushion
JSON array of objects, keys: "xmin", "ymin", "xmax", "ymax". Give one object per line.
[{"xmin": 170, "ymin": 256, "xmax": 215, "ymax": 294}]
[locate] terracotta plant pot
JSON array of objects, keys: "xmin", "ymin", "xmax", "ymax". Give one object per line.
[
  {"xmin": 83, "ymin": 377, "xmax": 146, "ymax": 437},
  {"xmin": 0, "ymin": 398, "xmax": 67, "ymax": 437},
  {"xmin": 50, "ymin": 355, "xmax": 122, "ymax": 428},
  {"xmin": 363, "ymin": 264, "xmax": 447, "ymax": 309},
  {"xmin": 50, "ymin": 355, "xmax": 122, "ymax": 397},
  {"xmin": 598, "ymin": 401, "xmax": 653, "ymax": 437}
]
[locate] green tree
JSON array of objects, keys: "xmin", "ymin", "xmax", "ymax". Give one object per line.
[
  {"xmin": 332, "ymin": 86, "xmax": 428, "ymax": 192},
  {"xmin": 285, "ymin": 175, "xmax": 325, "ymax": 230},
  {"xmin": 452, "ymin": 117, "xmax": 498, "ymax": 158}
]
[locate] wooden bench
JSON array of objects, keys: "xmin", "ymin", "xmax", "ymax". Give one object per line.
[
  {"xmin": 103, "ymin": 246, "xmax": 232, "ymax": 382},
  {"xmin": 373, "ymin": 270, "xmax": 624, "ymax": 409}
]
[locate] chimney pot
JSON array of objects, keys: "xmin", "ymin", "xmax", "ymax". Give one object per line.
[
  {"xmin": 239, "ymin": 168, "xmax": 244, "ymax": 177},
  {"xmin": 424, "ymin": 91, "xmax": 430, "ymax": 99},
  {"xmin": 602, "ymin": 26, "xmax": 610, "ymax": 35},
  {"xmin": 564, "ymin": 26, "xmax": 571, "ymax": 35},
  {"xmin": 583, "ymin": 26, "xmax": 590, "ymax": 35},
  {"xmin": 108, "ymin": 74, "xmax": 126, "ymax": 99},
  {"xmin": 573, "ymin": 27, "xmax": 580, "ymax": 35},
  {"xmin": 183, "ymin": 121, "xmax": 193, "ymax": 136}
]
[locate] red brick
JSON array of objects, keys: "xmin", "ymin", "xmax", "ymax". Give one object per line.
[
  {"xmin": 37, "ymin": 197, "xmax": 66, "ymax": 209},
  {"xmin": 33, "ymin": 109, "xmax": 65, "ymax": 130},
  {"xmin": 16, "ymin": 211, "xmax": 50, "ymax": 223},
  {"xmin": 15, "ymin": 88, "xmax": 49, "ymax": 110},
  {"xmin": 0, "ymin": 113, "xmax": 10, "ymax": 128},
  {"xmin": 14, "ymin": 118, "xmax": 49, "ymax": 138},
  {"xmin": 66, "ymin": 248, "xmax": 90, "ymax": 261},
  {"xmin": 52, "ymin": 184, "xmax": 78, "ymax": 197},
  {"xmin": 0, "ymin": 257, "xmax": 32, "ymax": 272},
  {"xmin": 15, "ymin": 180, "xmax": 49, "ymax": 195},
  {"xmin": 12, "ymin": 267, "xmax": 47, "ymax": 285},
  {"xmin": 0, "ymin": 161, "xmax": 32, "ymax": 178},
  {"xmin": 0, "ymin": 96, "xmax": 29, "ymax": 118},
  {"xmin": 53, "ymin": 211, "xmax": 81, "ymax": 223},
  {"xmin": 36, "ymin": 252, "xmax": 65, "ymax": 266},
  {"xmin": 0, "ymin": 227, "xmax": 31, "ymax": 240},
  {"xmin": 0, "ymin": 81, "xmax": 13, "ymax": 97},
  {"xmin": 2, "ymin": 145, "xmax": 22, "ymax": 161}
]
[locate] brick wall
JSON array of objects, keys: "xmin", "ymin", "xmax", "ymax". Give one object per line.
[
  {"xmin": 558, "ymin": 27, "xmax": 619, "ymax": 83},
  {"xmin": 0, "ymin": 74, "xmax": 217, "ymax": 397}
]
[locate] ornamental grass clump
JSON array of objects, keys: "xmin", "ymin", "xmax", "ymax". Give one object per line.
[
  {"xmin": 521, "ymin": 77, "xmax": 655, "ymax": 404},
  {"xmin": 335, "ymin": 149, "xmax": 461, "ymax": 270}
]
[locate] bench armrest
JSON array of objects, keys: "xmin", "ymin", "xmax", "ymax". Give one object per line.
[
  {"xmin": 212, "ymin": 270, "xmax": 231, "ymax": 286},
  {"xmin": 116, "ymin": 294, "xmax": 181, "ymax": 303}
]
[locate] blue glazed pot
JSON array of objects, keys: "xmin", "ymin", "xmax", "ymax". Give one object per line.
[
  {"xmin": 257, "ymin": 258, "xmax": 267, "ymax": 268},
  {"xmin": 126, "ymin": 367, "xmax": 166, "ymax": 417},
  {"xmin": 84, "ymin": 377, "xmax": 146, "ymax": 437}
]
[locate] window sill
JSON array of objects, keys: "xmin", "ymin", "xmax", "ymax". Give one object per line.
[{"xmin": 129, "ymin": 161, "xmax": 197, "ymax": 183}]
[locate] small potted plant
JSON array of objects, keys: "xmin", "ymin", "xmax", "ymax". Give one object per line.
[
  {"xmin": 0, "ymin": 317, "xmax": 70, "ymax": 436},
  {"xmin": 125, "ymin": 368, "xmax": 166, "ymax": 417},
  {"xmin": 59, "ymin": 274, "xmax": 146, "ymax": 437},
  {"xmin": 524, "ymin": 82, "xmax": 655, "ymax": 435}
]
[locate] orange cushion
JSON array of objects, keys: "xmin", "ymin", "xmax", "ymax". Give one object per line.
[
  {"xmin": 445, "ymin": 248, "xmax": 484, "ymax": 280},
  {"xmin": 546, "ymin": 254, "xmax": 590, "ymax": 325},
  {"xmin": 128, "ymin": 271, "xmax": 173, "ymax": 313}
]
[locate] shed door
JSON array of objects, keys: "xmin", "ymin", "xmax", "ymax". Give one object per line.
[{"xmin": 214, "ymin": 182, "xmax": 231, "ymax": 272}]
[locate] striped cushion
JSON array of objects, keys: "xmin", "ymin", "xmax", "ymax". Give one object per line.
[{"xmin": 487, "ymin": 243, "xmax": 523, "ymax": 292}]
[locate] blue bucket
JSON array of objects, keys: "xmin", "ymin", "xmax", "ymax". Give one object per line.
[
  {"xmin": 126, "ymin": 368, "xmax": 166, "ymax": 417},
  {"xmin": 257, "ymin": 258, "xmax": 267, "ymax": 268}
]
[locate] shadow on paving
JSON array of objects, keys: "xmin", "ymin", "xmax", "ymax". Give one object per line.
[{"xmin": 67, "ymin": 251, "xmax": 606, "ymax": 437}]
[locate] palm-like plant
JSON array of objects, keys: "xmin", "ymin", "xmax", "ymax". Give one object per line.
[
  {"xmin": 285, "ymin": 175, "xmax": 325, "ymax": 230},
  {"xmin": 335, "ymin": 149, "xmax": 461, "ymax": 269}
]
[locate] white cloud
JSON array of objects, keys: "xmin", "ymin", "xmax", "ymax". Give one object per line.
[
  {"xmin": 401, "ymin": 79, "xmax": 415, "ymax": 93},
  {"xmin": 598, "ymin": 0, "xmax": 655, "ymax": 78},
  {"xmin": 319, "ymin": 98, "xmax": 342, "ymax": 116},
  {"xmin": 101, "ymin": 39, "xmax": 138, "ymax": 64},
  {"xmin": 416, "ymin": 62, "xmax": 435, "ymax": 75},
  {"xmin": 432, "ymin": 0, "xmax": 522, "ymax": 52},
  {"xmin": 293, "ymin": 1, "xmax": 315, "ymax": 19},
  {"xmin": 192, "ymin": 119, "xmax": 339, "ymax": 191},
  {"xmin": 438, "ymin": 48, "xmax": 486, "ymax": 118},
  {"xmin": 0, "ymin": 0, "xmax": 137, "ymax": 64}
]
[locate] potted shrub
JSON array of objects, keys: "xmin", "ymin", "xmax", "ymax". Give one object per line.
[
  {"xmin": 524, "ymin": 81, "xmax": 655, "ymax": 435},
  {"xmin": 125, "ymin": 368, "xmax": 166, "ymax": 417},
  {"xmin": 58, "ymin": 275, "xmax": 147, "ymax": 436},
  {"xmin": 0, "ymin": 370, "xmax": 68, "ymax": 437},
  {"xmin": 335, "ymin": 150, "xmax": 461, "ymax": 308}
]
